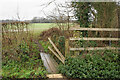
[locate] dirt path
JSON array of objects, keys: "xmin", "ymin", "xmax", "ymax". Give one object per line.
[{"xmin": 34, "ymin": 40, "xmax": 58, "ymax": 73}]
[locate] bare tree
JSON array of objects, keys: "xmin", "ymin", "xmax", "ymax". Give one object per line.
[{"xmin": 40, "ymin": 0, "xmax": 75, "ymax": 31}]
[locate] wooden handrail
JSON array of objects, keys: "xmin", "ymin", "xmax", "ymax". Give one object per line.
[
  {"xmin": 48, "ymin": 46, "xmax": 64, "ymax": 64},
  {"xmin": 70, "ymin": 37, "xmax": 120, "ymax": 41},
  {"xmin": 48, "ymin": 38, "xmax": 65, "ymax": 61},
  {"xmin": 69, "ymin": 27, "xmax": 120, "ymax": 31},
  {"xmin": 70, "ymin": 47, "xmax": 120, "ymax": 51}
]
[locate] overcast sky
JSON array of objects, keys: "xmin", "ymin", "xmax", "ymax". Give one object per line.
[
  {"xmin": 1, "ymin": 0, "xmax": 119, "ymax": 20},
  {"xmin": 0, "ymin": 0, "xmax": 70, "ymax": 20}
]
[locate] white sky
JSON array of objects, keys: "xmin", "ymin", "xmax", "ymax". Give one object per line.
[
  {"xmin": 0, "ymin": 0, "xmax": 70, "ymax": 20},
  {"xmin": 1, "ymin": 0, "xmax": 117, "ymax": 20}
]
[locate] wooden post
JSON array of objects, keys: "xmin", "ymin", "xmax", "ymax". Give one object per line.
[{"xmin": 65, "ymin": 39, "xmax": 69, "ymax": 57}]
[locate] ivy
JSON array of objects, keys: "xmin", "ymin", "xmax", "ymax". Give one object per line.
[{"xmin": 58, "ymin": 50, "xmax": 120, "ymax": 78}]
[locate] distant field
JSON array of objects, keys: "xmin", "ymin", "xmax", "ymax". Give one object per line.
[
  {"xmin": 28, "ymin": 23, "xmax": 75, "ymax": 35},
  {"xmin": 29, "ymin": 23, "xmax": 58, "ymax": 34}
]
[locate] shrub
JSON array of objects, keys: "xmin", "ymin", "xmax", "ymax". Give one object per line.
[
  {"xmin": 39, "ymin": 27, "xmax": 63, "ymax": 41},
  {"xmin": 58, "ymin": 50, "xmax": 120, "ymax": 78}
]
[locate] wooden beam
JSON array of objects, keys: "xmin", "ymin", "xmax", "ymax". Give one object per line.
[
  {"xmin": 70, "ymin": 47, "xmax": 120, "ymax": 51},
  {"xmin": 70, "ymin": 37, "xmax": 120, "ymax": 41},
  {"xmin": 48, "ymin": 38, "xmax": 65, "ymax": 60},
  {"xmin": 48, "ymin": 46, "xmax": 64, "ymax": 64},
  {"xmin": 69, "ymin": 27, "xmax": 120, "ymax": 31},
  {"xmin": 47, "ymin": 74, "xmax": 66, "ymax": 78}
]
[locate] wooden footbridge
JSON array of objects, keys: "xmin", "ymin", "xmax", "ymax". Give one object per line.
[
  {"xmin": 39, "ymin": 38, "xmax": 65, "ymax": 74},
  {"xmin": 38, "ymin": 37, "xmax": 66, "ymax": 78}
]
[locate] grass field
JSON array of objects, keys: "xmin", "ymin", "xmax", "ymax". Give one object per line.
[
  {"xmin": 29, "ymin": 23, "xmax": 58, "ymax": 34},
  {"xmin": 29, "ymin": 23, "xmax": 75, "ymax": 34}
]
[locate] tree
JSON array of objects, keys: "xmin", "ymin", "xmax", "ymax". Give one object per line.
[
  {"xmin": 92, "ymin": 2, "xmax": 118, "ymax": 28},
  {"xmin": 72, "ymin": 1, "xmax": 118, "ymax": 28},
  {"xmin": 72, "ymin": 2, "xmax": 91, "ymax": 27},
  {"xmin": 72, "ymin": 1, "xmax": 92, "ymax": 37}
]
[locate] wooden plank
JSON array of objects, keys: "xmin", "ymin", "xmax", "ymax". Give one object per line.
[
  {"xmin": 44, "ymin": 53, "xmax": 57, "ymax": 73},
  {"xmin": 48, "ymin": 38, "xmax": 65, "ymax": 60},
  {"xmin": 40, "ymin": 53, "xmax": 58, "ymax": 73},
  {"xmin": 47, "ymin": 74, "xmax": 66, "ymax": 78},
  {"xmin": 48, "ymin": 46, "xmax": 64, "ymax": 64},
  {"xmin": 49, "ymin": 56, "xmax": 58, "ymax": 70},
  {"xmin": 40, "ymin": 53, "xmax": 52, "ymax": 73},
  {"xmin": 70, "ymin": 37, "xmax": 120, "ymax": 41},
  {"xmin": 69, "ymin": 27, "xmax": 120, "ymax": 31},
  {"xmin": 70, "ymin": 47, "xmax": 120, "ymax": 51}
]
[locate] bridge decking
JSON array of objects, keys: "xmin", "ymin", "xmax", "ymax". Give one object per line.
[{"xmin": 40, "ymin": 53, "xmax": 58, "ymax": 73}]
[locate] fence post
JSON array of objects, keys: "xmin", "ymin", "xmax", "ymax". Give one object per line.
[{"xmin": 65, "ymin": 39, "xmax": 69, "ymax": 57}]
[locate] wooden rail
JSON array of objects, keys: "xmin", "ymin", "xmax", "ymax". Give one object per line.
[
  {"xmin": 70, "ymin": 37, "xmax": 120, "ymax": 41},
  {"xmin": 48, "ymin": 38, "xmax": 65, "ymax": 61},
  {"xmin": 69, "ymin": 27, "xmax": 120, "ymax": 31},
  {"xmin": 48, "ymin": 38, "xmax": 65, "ymax": 64},
  {"xmin": 65, "ymin": 27, "xmax": 120, "ymax": 54},
  {"xmin": 70, "ymin": 47, "xmax": 120, "ymax": 51},
  {"xmin": 48, "ymin": 46, "xmax": 64, "ymax": 64}
]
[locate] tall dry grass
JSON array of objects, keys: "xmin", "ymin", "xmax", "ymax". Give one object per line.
[{"xmin": 2, "ymin": 21, "xmax": 34, "ymax": 61}]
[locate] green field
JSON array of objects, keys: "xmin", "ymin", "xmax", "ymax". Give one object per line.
[
  {"xmin": 29, "ymin": 23, "xmax": 75, "ymax": 34},
  {"xmin": 29, "ymin": 23, "xmax": 58, "ymax": 34}
]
